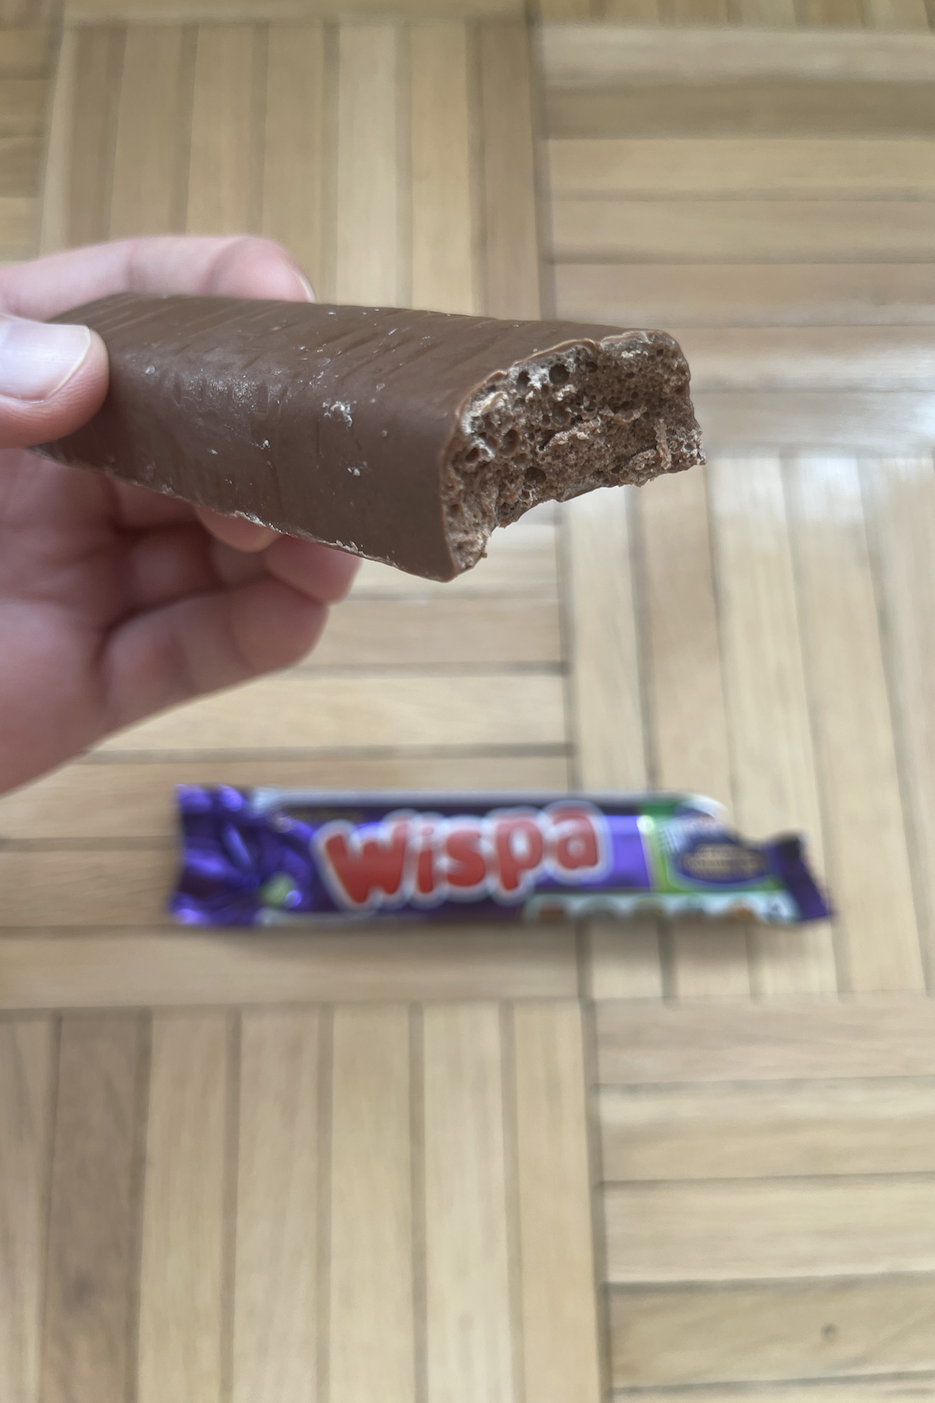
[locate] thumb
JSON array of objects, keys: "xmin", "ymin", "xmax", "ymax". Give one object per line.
[{"xmin": 0, "ymin": 315, "xmax": 108, "ymax": 450}]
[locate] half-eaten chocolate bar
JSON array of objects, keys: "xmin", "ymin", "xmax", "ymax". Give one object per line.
[{"xmin": 41, "ymin": 295, "xmax": 703, "ymax": 581}]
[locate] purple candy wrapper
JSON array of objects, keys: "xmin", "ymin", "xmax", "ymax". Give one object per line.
[{"xmin": 170, "ymin": 787, "xmax": 831, "ymax": 927}]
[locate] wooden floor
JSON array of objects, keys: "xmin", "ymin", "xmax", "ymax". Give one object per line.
[{"xmin": 1, "ymin": 4, "xmax": 935, "ymax": 1400}]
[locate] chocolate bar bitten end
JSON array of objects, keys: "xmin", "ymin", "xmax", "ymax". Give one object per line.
[{"xmin": 441, "ymin": 330, "xmax": 703, "ymax": 573}]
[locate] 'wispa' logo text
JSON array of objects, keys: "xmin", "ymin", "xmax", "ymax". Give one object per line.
[{"xmin": 314, "ymin": 803, "xmax": 610, "ymax": 912}]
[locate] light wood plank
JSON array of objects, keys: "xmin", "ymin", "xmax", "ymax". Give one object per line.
[
  {"xmin": 96, "ymin": 672, "xmax": 565, "ymax": 754},
  {"xmin": 637, "ymin": 467, "xmax": 750, "ymax": 999},
  {"xmin": 676, "ymin": 326, "xmax": 935, "ymax": 393},
  {"xmin": 800, "ymin": 0, "xmax": 864, "ymax": 24},
  {"xmin": 609, "ymin": 1382, "xmax": 935, "ymax": 1402},
  {"xmin": 422, "ymin": 1004, "xmax": 514, "ymax": 1403},
  {"xmin": 0, "ymin": 1018, "xmax": 53, "ymax": 1403},
  {"xmin": 867, "ymin": 0, "xmax": 929, "ymax": 24},
  {"xmin": 548, "ymin": 138, "xmax": 935, "ymax": 198},
  {"xmin": 546, "ymin": 82, "xmax": 935, "ymax": 141},
  {"xmin": 0, "ymin": 136, "xmax": 42, "ymax": 196},
  {"xmin": 335, "ymin": 24, "xmax": 401, "ymax": 305},
  {"xmin": 596, "ymin": 998, "xmax": 935, "ymax": 1084},
  {"xmin": 609, "ymin": 1275, "xmax": 935, "ymax": 1387},
  {"xmin": 564, "ymin": 488, "xmax": 661, "ymax": 999},
  {"xmin": 564, "ymin": 489, "xmax": 645, "ymax": 790},
  {"xmin": 262, "ymin": 24, "xmax": 326, "ymax": 293},
  {"xmin": 599, "ymin": 1079, "xmax": 935, "ymax": 1181},
  {"xmin": 737, "ymin": 0, "xmax": 797, "ymax": 23},
  {"xmin": 552, "ymin": 199, "xmax": 935, "ymax": 263},
  {"xmin": 539, "ymin": 24, "xmax": 935, "ymax": 84},
  {"xmin": 605, "ymin": 1176, "xmax": 935, "ymax": 1282},
  {"xmin": 138, "ymin": 1012, "xmax": 229, "ymax": 1403},
  {"xmin": 0, "ymin": 76, "xmax": 47, "ymax": 136},
  {"xmin": 352, "ymin": 520, "xmax": 559, "ymax": 599},
  {"xmin": 552, "ymin": 262, "xmax": 935, "ymax": 329},
  {"xmin": 0, "ymin": 929, "xmax": 577, "ymax": 1010},
  {"xmin": 410, "ymin": 23, "xmax": 475, "ymax": 315},
  {"xmin": 309, "ymin": 597, "xmax": 562, "ymax": 667},
  {"xmin": 0, "ymin": 29, "xmax": 51, "ymax": 74},
  {"xmin": 65, "ymin": 0, "xmax": 523, "ymax": 20},
  {"xmin": 786, "ymin": 455, "xmax": 923, "ymax": 993},
  {"xmin": 40, "ymin": 1016, "xmax": 142, "ymax": 1403},
  {"xmin": 233, "ymin": 1009, "xmax": 320, "ymax": 1403},
  {"xmin": 186, "ymin": 25, "xmax": 257, "ymax": 235},
  {"xmin": 0, "ymin": 193, "xmax": 34, "ymax": 255},
  {"xmin": 329, "ymin": 1005, "xmax": 414, "ymax": 1403},
  {"xmin": 37, "ymin": 26, "xmax": 76, "ymax": 255},
  {"xmin": 0, "ymin": 848, "xmax": 172, "ymax": 927},
  {"xmin": 0, "ymin": 752, "xmax": 570, "ymax": 841},
  {"xmin": 110, "ymin": 25, "xmax": 190, "ymax": 237},
  {"xmin": 696, "ymin": 389, "xmax": 935, "ymax": 453},
  {"xmin": 64, "ymin": 26, "xmax": 124, "ymax": 245},
  {"xmin": 708, "ymin": 456, "xmax": 836, "ymax": 996},
  {"xmin": 478, "ymin": 21, "xmax": 540, "ymax": 318},
  {"xmin": 604, "ymin": 0, "xmax": 660, "ymax": 16},
  {"xmin": 512, "ymin": 1003, "xmax": 601, "ymax": 1403},
  {"xmin": 661, "ymin": 0, "xmax": 729, "ymax": 22},
  {"xmin": 863, "ymin": 457, "xmax": 935, "ymax": 988}
]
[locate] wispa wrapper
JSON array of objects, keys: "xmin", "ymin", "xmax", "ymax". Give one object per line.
[{"xmin": 170, "ymin": 788, "xmax": 831, "ymax": 927}]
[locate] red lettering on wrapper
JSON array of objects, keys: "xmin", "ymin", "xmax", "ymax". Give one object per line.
[
  {"xmin": 493, "ymin": 814, "xmax": 545, "ymax": 895},
  {"xmin": 314, "ymin": 802, "xmax": 611, "ymax": 912},
  {"xmin": 317, "ymin": 817, "xmax": 409, "ymax": 909}
]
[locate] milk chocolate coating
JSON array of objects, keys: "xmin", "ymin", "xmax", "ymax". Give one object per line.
[{"xmin": 42, "ymin": 295, "xmax": 703, "ymax": 580}]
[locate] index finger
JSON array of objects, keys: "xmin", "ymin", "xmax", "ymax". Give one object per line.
[{"xmin": 0, "ymin": 236, "xmax": 315, "ymax": 322}]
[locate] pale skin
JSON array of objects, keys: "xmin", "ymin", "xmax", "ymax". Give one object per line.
[{"xmin": 0, "ymin": 236, "xmax": 359, "ymax": 797}]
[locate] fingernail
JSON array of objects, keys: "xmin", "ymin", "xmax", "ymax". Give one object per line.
[
  {"xmin": 293, "ymin": 270, "xmax": 315, "ymax": 302},
  {"xmin": 0, "ymin": 317, "xmax": 92, "ymax": 401}
]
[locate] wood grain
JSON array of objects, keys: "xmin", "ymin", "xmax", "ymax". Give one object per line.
[
  {"xmin": 548, "ymin": 137, "xmax": 935, "ymax": 198},
  {"xmin": 329, "ymin": 1006, "xmax": 414, "ymax": 1403},
  {"xmin": 596, "ymin": 998, "xmax": 935, "ymax": 1084},
  {"xmin": 552, "ymin": 262, "xmax": 935, "ymax": 328},
  {"xmin": 599, "ymin": 1079, "xmax": 935, "ymax": 1180},
  {"xmin": 0, "ymin": 753, "xmax": 570, "ymax": 842},
  {"xmin": 512, "ymin": 1003, "xmax": 602, "ymax": 1403},
  {"xmin": 608, "ymin": 1381, "xmax": 935, "ymax": 1402},
  {"xmin": 0, "ymin": 29, "xmax": 52, "ymax": 73},
  {"xmin": 0, "ymin": 135, "xmax": 43, "ymax": 195},
  {"xmin": 0, "ymin": 76, "xmax": 48, "ymax": 135},
  {"xmin": 478, "ymin": 22, "xmax": 540, "ymax": 318},
  {"xmin": 0, "ymin": 193, "xmax": 34, "ymax": 255},
  {"xmin": 707, "ymin": 455, "xmax": 836, "ymax": 996},
  {"xmin": 138, "ymin": 1013, "xmax": 229, "ymax": 1403},
  {"xmin": 551, "ymin": 199, "xmax": 935, "ymax": 262},
  {"xmin": 866, "ymin": 0, "xmax": 930, "ymax": 24},
  {"xmin": 261, "ymin": 24, "xmax": 326, "ymax": 292},
  {"xmin": 66, "ymin": 26, "xmax": 124, "ymax": 245},
  {"xmin": 186, "ymin": 25, "xmax": 258, "ymax": 234},
  {"xmin": 96, "ymin": 672, "xmax": 566, "ymax": 754},
  {"xmin": 110, "ymin": 25, "xmax": 191, "ymax": 237},
  {"xmin": 409, "ymin": 23, "xmax": 475, "ymax": 315},
  {"xmin": 0, "ymin": 929, "xmax": 578, "ymax": 1010},
  {"xmin": 40, "ymin": 1016, "xmax": 143, "ymax": 1403},
  {"xmin": 539, "ymin": 25, "xmax": 935, "ymax": 84},
  {"xmin": 636, "ymin": 466, "xmax": 750, "ymax": 999},
  {"xmin": 37, "ymin": 25, "xmax": 75, "ymax": 255},
  {"xmin": 546, "ymin": 82, "xmax": 935, "ymax": 140},
  {"xmin": 564, "ymin": 489, "xmax": 645, "ymax": 790},
  {"xmin": 674, "ymin": 326, "xmax": 935, "ymax": 393},
  {"xmin": 0, "ymin": 1018, "xmax": 53, "ymax": 1403},
  {"xmin": 335, "ymin": 25, "xmax": 401, "ymax": 305},
  {"xmin": 422, "ymin": 1004, "xmax": 514, "ymax": 1402},
  {"xmin": 696, "ymin": 389, "xmax": 935, "ymax": 453},
  {"xmin": 609, "ymin": 1275, "xmax": 935, "ymax": 1387},
  {"xmin": 863, "ymin": 457, "xmax": 935, "ymax": 989},
  {"xmin": 605, "ymin": 1176, "xmax": 935, "ymax": 1282},
  {"xmin": 0, "ymin": 848, "xmax": 172, "ymax": 928},
  {"xmin": 785, "ymin": 455, "xmax": 924, "ymax": 994},
  {"xmin": 233, "ymin": 1009, "xmax": 320, "ymax": 1403},
  {"xmin": 310, "ymin": 596, "xmax": 563, "ymax": 667}
]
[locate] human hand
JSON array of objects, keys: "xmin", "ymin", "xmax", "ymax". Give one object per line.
[{"xmin": 0, "ymin": 236, "xmax": 358, "ymax": 796}]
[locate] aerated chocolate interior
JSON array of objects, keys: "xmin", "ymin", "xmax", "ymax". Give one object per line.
[{"xmin": 42, "ymin": 296, "xmax": 703, "ymax": 581}]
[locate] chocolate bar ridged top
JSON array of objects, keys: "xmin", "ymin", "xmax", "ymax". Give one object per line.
[{"xmin": 43, "ymin": 295, "xmax": 703, "ymax": 580}]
